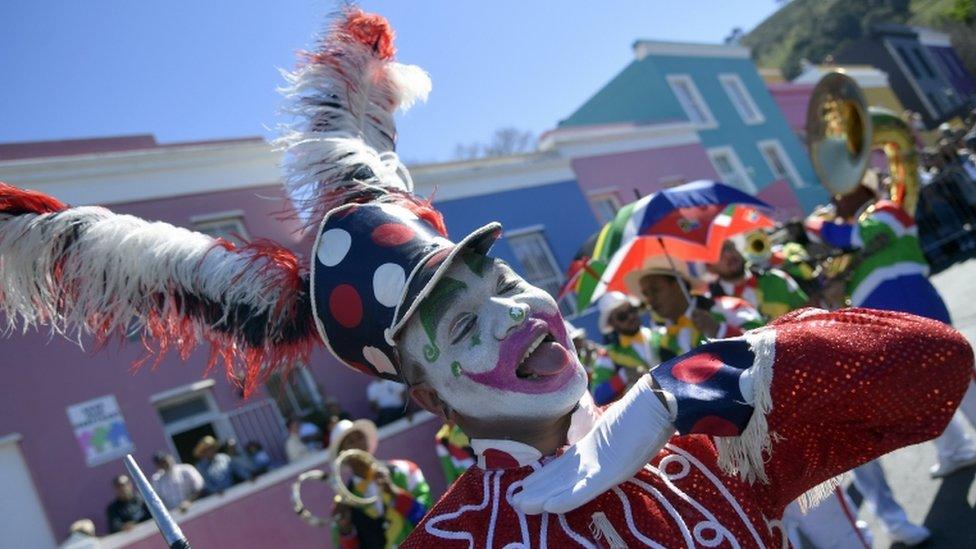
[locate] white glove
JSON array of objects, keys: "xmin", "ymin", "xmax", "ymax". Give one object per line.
[{"xmin": 511, "ymin": 375, "xmax": 675, "ymax": 515}]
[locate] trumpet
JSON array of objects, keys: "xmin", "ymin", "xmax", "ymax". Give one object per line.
[{"xmin": 291, "ymin": 449, "xmax": 390, "ymax": 527}]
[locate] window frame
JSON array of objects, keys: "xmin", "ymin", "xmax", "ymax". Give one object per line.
[
  {"xmin": 718, "ymin": 73, "xmax": 765, "ymax": 125},
  {"xmin": 151, "ymin": 381, "xmax": 235, "ymax": 458},
  {"xmin": 192, "ymin": 210, "xmax": 250, "ymax": 245},
  {"xmin": 756, "ymin": 139, "xmax": 806, "ymax": 189},
  {"xmin": 264, "ymin": 366, "xmax": 323, "ymax": 420},
  {"xmin": 587, "ymin": 190, "xmax": 622, "ymax": 225},
  {"xmin": 706, "ymin": 146, "xmax": 756, "ymax": 193},
  {"xmin": 505, "ymin": 227, "xmax": 576, "ymax": 317},
  {"xmin": 666, "ymin": 74, "xmax": 718, "ymax": 129}
]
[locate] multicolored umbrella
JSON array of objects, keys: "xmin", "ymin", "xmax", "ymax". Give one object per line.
[{"xmin": 567, "ymin": 181, "xmax": 773, "ymax": 310}]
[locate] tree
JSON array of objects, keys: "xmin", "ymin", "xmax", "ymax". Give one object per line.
[{"xmin": 453, "ymin": 128, "xmax": 536, "ymax": 160}]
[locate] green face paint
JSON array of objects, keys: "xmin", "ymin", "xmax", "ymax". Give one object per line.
[
  {"xmin": 461, "ymin": 253, "xmax": 488, "ymax": 277},
  {"xmin": 451, "ymin": 361, "xmax": 462, "ymax": 378},
  {"xmin": 417, "ymin": 276, "xmax": 468, "ymax": 363},
  {"xmin": 469, "ymin": 330, "xmax": 481, "ymax": 349}
]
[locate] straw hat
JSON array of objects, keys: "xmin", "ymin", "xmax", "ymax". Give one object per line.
[
  {"xmin": 328, "ymin": 419, "xmax": 379, "ymax": 460},
  {"xmin": 192, "ymin": 435, "xmax": 219, "ymax": 459}
]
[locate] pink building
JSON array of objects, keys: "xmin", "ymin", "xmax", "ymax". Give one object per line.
[{"xmin": 0, "ymin": 136, "xmax": 448, "ymax": 548}]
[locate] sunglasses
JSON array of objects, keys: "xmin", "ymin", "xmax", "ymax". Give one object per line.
[{"xmin": 612, "ymin": 307, "xmax": 638, "ymax": 322}]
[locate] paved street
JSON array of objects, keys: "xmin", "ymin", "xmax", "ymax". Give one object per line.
[{"xmin": 847, "ymin": 258, "xmax": 976, "ymax": 548}]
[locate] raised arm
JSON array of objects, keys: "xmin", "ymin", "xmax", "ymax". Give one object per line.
[
  {"xmin": 512, "ymin": 307, "xmax": 973, "ymax": 515},
  {"xmin": 0, "ymin": 183, "xmax": 319, "ymax": 395}
]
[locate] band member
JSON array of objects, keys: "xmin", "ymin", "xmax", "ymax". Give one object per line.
[
  {"xmin": 568, "ymin": 319, "xmax": 629, "ymax": 406},
  {"xmin": 0, "ymin": 8, "xmax": 972, "ymax": 548},
  {"xmin": 329, "ymin": 419, "xmax": 430, "ymax": 548},
  {"xmin": 707, "ymin": 239, "xmax": 809, "ymax": 320},
  {"xmin": 806, "ymin": 176, "xmax": 976, "ymax": 543},
  {"xmin": 630, "ymin": 262, "xmax": 763, "ymax": 360}
]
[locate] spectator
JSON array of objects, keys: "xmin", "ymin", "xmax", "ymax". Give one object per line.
[
  {"xmin": 105, "ymin": 474, "xmax": 150, "ymax": 533},
  {"xmin": 59, "ymin": 519, "xmax": 100, "ymax": 549},
  {"xmin": 193, "ymin": 435, "xmax": 240, "ymax": 494},
  {"xmin": 322, "ymin": 414, "xmax": 342, "ymax": 448},
  {"xmin": 285, "ymin": 418, "xmax": 310, "ymax": 462},
  {"xmin": 151, "ymin": 452, "xmax": 203, "ymax": 512},
  {"xmin": 298, "ymin": 419, "xmax": 323, "ymax": 451},
  {"xmin": 245, "ymin": 441, "xmax": 273, "ymax": 475},
  {"xmin": 366, "ymin": 377, "xmax": 407, "ymax": 426},
  {"xmin": 223, "ymin": 438, "xmax": 256, "ymax": 483},
  {"xmin": 324, "ymin": 395, "xmax": 351, "ymax": 421}
]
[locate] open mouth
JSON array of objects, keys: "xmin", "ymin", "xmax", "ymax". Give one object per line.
[{"xmin": 515, "ymin": 331, "xmax": 563, "ymax": 380}]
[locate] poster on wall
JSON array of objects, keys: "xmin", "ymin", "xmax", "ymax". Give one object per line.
[{"xmin": 66, "ymin": 395, "xmax": 135, "ymax": 467}]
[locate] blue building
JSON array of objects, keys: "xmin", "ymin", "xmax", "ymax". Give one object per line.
[
  {"xmin": 560, "ymin": 40, "xmax": 828, "ymax": 213},
  {"xmin": 412, "ymin": 152, "xmax": 604, "ymax": 332}
]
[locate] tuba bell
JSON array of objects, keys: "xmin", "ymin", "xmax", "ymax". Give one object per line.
[
  {"xmin": 806, "ymin": 71, "xmax": 920, "ymax": 216},
  {"xmin": 291, "ymin": 449, "xmax": 390, "ymax": 527}
]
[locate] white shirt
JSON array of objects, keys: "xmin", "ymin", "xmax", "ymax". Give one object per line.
[
  {"xmin": 285, "ymin": 433, "xmax": 309, "ymax": 462},
  {"xmin": 151, "ymin": 463, "xmax": 204, "ymax": 510},
  {"xmin": 367, "ymin": 379, "xmax": 406, "ymax": 409}
]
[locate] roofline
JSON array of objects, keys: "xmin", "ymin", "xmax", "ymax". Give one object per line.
[{"xmin": 632, "ymin": 40, "xmax": 750, "ymax": 61}]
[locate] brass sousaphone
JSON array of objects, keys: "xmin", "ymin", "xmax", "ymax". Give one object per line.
[
  {"xmin": 806, "ymin": 71, "xmax": 920, "ymax": 216},
  {"xmin": 291, "ymin": 449, "xmax": 390, "ymax": 527}
]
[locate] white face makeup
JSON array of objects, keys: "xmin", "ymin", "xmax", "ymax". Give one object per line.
[{"xmin": 398, "ymin": 254, "xmax": 587, "ymax": 421}]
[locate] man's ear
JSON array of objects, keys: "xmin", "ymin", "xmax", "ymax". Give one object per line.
[{"xmin": 408, "ymin": 382, "xmax": 452, "ymax": 423}]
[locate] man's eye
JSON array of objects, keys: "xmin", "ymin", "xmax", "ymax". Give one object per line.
[
  {"xmin": 497, "ymin": 277, "xmax": 520, "ymax": 294},
  {"xmin": 450, "ymin": 315, "xmax": 477, "ymax": 344}
]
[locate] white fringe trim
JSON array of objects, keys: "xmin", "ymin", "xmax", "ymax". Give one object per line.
[
  {"xmin": 715, "ymin": 329, "xmax": 776, "ymax": 484},
  {"xmin": 795, "ymin": 473, "xmax": 850, "ymax": 513}
]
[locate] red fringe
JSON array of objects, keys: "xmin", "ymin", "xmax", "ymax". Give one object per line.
[{"xmin": 0, "ymin": 182, "xmax": 68, "ymax": 215}]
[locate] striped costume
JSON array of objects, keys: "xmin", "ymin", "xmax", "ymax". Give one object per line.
[
  {"xmin": 806, "ymin": 200, "xmax": 950, "ymax": 322},
  {"xmin": 651, "ymin": 296, "xmax": 764, "ymax": 361},
  {"xmin": 435, "ymin": 424, "xmax": 476, "ymax": 485},
  {"xmin": 709, "ymin": 269, "xmax": 809, "ymax": 321}
]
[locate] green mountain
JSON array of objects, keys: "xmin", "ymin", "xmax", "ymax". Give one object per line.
[{"xmin": 742, "ymin": 0, "xmax": 975, "ymax": 80}]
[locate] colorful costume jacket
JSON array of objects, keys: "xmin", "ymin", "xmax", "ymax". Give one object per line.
[
  {"xmin": 604, "ymin": 326, "xmax": 658, "ymax": 374},
  {"xmin": 806, "ymin": 200, "xmax": 950, "ymax": 322},
  {"xmin": 402, "ymin": 309, "xmax": 973, "ymax": 548},
  {"xmin": 436, "ymin": 423, "xmax": 476, "ymax": 485},
  {"xmin": 333, "ymin": 459, "xmax": 431, "ymax": 548},
  {"xmin": 586, "ymin": 346, "xmax": 629, "ymax": 406},
  {"xmin": 709, "ymin": 268, "xmax": 808, "ymax": 320},
  {"xmin": 652, "ymin": 296, "xmax": 764, "ymax": 361}
]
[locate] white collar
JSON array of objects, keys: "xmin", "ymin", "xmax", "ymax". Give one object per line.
[{"xmin": 470, "ymin": 393, "xmax": 600, "ymax": 470}]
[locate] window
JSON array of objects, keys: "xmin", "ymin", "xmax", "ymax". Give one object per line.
[
  {"xmin": 506, "ymin": 229, "xmax": 575, "ymax": 316},
  {"xmin": 912, "ymin": 48, "xmax": 935, "ymax": 78},
  {"xmin": 926, "ymin": 93, "xmax": 943, "ymax": 116},
  {"xmin": 666, "ymin": 75, "xmax": 716, "ymax": 128},
  {"xmin": 193, "ymin": 211, "xmax": 249, "ymax": 246},
  {"xmin": 757, "ymin": 140, "xmax": 806, "ymax": 189},
  {"xmin": 719, "ymin": 74, "xmax": 764, "ymax": 124},
  {"xmin": 897, "ymin": 46, "xmax": 921, "ymax": 79},
  {"xmin": 588, "ymin": 192, "xmax": 621, "ymax": 224},
  {"xmin": 706, "ymin": 147, "xmax": 756, "ymax": 193},
  {"xmin": 152, "ymin": 381, "xmax": 233, "ymax": 463},
  {"xmin": 265, "ymin": 367, "xmax": 323, "ymax": 420}
]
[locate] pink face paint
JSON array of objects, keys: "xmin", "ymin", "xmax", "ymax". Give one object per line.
[{"xmin": 463, "ymin": 312, "xmax": 578, "ymax": 394}]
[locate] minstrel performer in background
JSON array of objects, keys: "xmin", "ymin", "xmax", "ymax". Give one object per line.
[{"xmin": 0, "ymin": 8, "xmax": 973, "ymax": 548}]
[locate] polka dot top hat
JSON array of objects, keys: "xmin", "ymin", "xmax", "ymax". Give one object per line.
[{"xmin": 279, "ymin": 8, "xmax": 501, "ymax": 381}]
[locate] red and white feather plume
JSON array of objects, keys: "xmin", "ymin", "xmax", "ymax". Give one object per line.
[{"xmin": 0, "ymin": 7, "xmax": 437, "ymax": 394}]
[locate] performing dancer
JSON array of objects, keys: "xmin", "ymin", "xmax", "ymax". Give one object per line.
[{"xmin": 0, "ymin": 8, "xmax": 972, "ymax": 548}]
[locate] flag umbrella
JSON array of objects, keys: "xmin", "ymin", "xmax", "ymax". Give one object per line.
[{"xmin": 568, "ymin": 181, "xmax": 774, "ymax": 310}]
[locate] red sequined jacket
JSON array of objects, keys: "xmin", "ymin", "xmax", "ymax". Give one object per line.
[{"xmin": 402, "ymin": 309, "xmax": 973, "ymax": 548}]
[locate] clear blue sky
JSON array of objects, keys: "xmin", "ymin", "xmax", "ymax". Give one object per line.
[{"xmin": 0, "ymin": 1, "xmax": 783, "ymax": 163}]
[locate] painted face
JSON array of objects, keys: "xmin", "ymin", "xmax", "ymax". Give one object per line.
[
  {"xmin": 711, "ymin": 240, "xmax": 745, "ymax": 280},
  {"xmin": 398, "ymin": 254, "xmax": 587, "ymax": 420}
]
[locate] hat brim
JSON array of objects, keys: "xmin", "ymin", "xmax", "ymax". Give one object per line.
[
  {"xmin": 328, "ymin": 419, "xmax": 379, "ymax": 459},
  {"xmin": 622, "ymin": 266, "xmax": 705, "ymax": 299},
  {"xmin": 597, "ymin": 294, "xmax": 641, "ymax": 334},
  {"xmin": 386, "ymin": 222, "xmax": 502, "ymax": 344}
]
